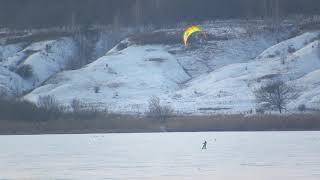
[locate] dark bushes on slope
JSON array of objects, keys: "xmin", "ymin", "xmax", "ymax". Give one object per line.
[
  {"xmin": 15, "ymin": 64, "xmax": 33, "ymax": 78},
  {"xmin": 130, "ymin": 31, "xmax": 181, "ymax": 45}
]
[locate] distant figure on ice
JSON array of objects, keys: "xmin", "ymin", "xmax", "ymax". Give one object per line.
[{"xmin": 202, "ymin": 140, "xmax": 207, "ymax": 149}]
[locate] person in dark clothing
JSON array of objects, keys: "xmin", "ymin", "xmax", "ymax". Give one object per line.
[{"xmin": 202, "ymin": 140, "xmax": 207, "ymax": 149}]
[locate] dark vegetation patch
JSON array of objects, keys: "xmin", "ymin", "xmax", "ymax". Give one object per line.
[
  {"xmin": 148, "ymin": 58, "xmax": 166, "ymax": 62},
  {"xmin": 24, "ymin": 49, "xmax": 40, "ymax": 56},
  {"xmin": 0, "ymin": 96, "xmax": 109, "ymax": 122},
  {"xmin": 0, "ymin": 95, "xmax": 320, "ymax": 134},
  {"xmin": 116, "ymin": 42, "xmax": 129, "ymax": 51},
  {"xmin": 267, "ymin": 54, "xmax": 276, "ymax": 58},
  {"xmin": 0, "ymin": 112, "xmax": 319, "ymax": 135},
  {"xmin": 256, "ymin": 74, "xmax": 280, "ymax": 82},
  {"xmin": 5, "ymin": 31, "xmax": 72, "ymax": 44},
  {"xmin": 206, "ymin": 34, "xmax": 231, "ymax": 41},
  {"xmin": 129, "ymin": 31, "xmax": 181, "ymax": 45},
  {"xmin": 299, "ymin": 21, "xmax": 320, "ymax": 32},
  {"xmin": 146, "ymin": 49, "xmax": 157, "ymax": 52},
  {"xmin": 168, "ymin": 50, "xmax": 178, "ymax": 55},
  {"xmin": 198, "ymin": 107, "xmax": 232, "ymax": 111},
  {"xmin": 15, "ymin": 64, "xmax": 33, "ymax": 78},
  {"xmin": 287, "ymin": 46, "xmax": 296, "ymax": 53}
]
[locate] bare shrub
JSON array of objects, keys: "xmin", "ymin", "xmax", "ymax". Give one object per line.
[
  {"xmin": 298, "ymin": 104, "xmax": 307, "ymax": 112},
  {"xmin": 146, "ymin": 96, "xmax": 174, "ymax": 123},
  {"xmin": 38, "ymin": 95, "xmax": 59, "ymax": 110},
  {"xmin": 71, "ymin": 99, "xmax": 83, "ymax": 113},
  {"xmin": 130, "ymin": 31, "xmax": 180, "ymax": 45},
  {"xmin": 244, "ymin": 22, "xmax": 259, "ymax": 38},
  {"xmin": 281, "ymin": 56, "xmax": 286, "ymax": 65},
  {"xmin": 275, "ymin": 50, "xmax": 281, "ymax": 56},
  {"xmin": 317, "ymin": 40, "xmax": 320, "ymax": 59},
  {"xmin": 107, "ymin": 82, "xmax": 123, "ymax": 89},
  {"xmin": 94, "ymin": 86, "xmax": 100, "ymax": 93},
  {"xmin": 37, "ymin": 95, "xmax": 65, "ymax": 120},
  {"xmin": 16, "ymin": 64, "xmax": 33, "ymax": 78},
  {"xmin": 116, "ymin": 42, "xmax": 129, "ymax": 51},
  {"xmin": 73, "ymin": 103, "xmax": 109, "ymax": 120},
  {"xmin": 0, "ymin": 98, "xmax": 39, "ymax": 121},
  {"xmin": 0, "ymin": 88, "xmax": 8, "ymax": 100},
  {"xmin": 148, "ymin": 58, "xmax": 166, "ymax": 63},
  {"xmin": 255, "ymin": 80, "xmax": 299, "ymax": 113},
  {"xmin": 267, "ymin": 54, "xmax": 276, "ymax": 58},
  {"xmin": 65, "ymin": 54, "xmax": 81, "ymax": 70},
  {"xmin": 287, "ymin": 46, "xmax": 296, "ymax": 54}
]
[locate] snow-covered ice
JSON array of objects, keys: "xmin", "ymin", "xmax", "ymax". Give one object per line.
[{"xmin": 0, "ymin": 131, "xmax": 320, "ymax": 179}]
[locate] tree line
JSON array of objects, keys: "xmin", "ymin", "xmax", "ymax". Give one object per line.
[{"xmin": 0, "ymin": 0, "xmax": 320, "ymax": 29}]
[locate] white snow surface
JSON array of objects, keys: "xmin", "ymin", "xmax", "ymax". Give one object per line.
[
  {"xmin": 25, "ymin": 45, "xmax": 191, "ymax": 112},
  {"xmin": 0, "ymin": 132, "xmax": 320, "ymax": 179},
  {"xmin": 170, "ymin": 38, "xmax": 320, "ymax": 113},
  {"xmin": 24, "ymin": 27, "xmax": 320, "ymax": 114},
  {"xmin": 0, "ymin": 37, "xmax": 77, "ymax": 96},
  {"xmin": 1, "ymin": 21, "xmax": 319, "ymax": 114}
]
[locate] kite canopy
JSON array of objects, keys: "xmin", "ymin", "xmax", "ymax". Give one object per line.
[{"xmin": 183, "ymin": 25, "xmax": 203, "ymax": 46}]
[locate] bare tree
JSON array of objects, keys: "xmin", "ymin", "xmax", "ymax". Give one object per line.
[
  {"xmin": 0, "ymin": 88, "xmax": 8, "ymax": 100},
  {"xmin": 262, "ymin": 0, "xmax": 281, "ymax": 32},
  {"xmin": 269, "ymin": 0, "xmax": 281, "ymax": 32},
  {"xmin": 132, "ymin": 0, "xmax": 143, "ymax": 27},
  {"xmin": 112, "ymin": 10, "xmax": 121, "ymax": 31},
  {"xmin": 37, "ymin": 95, "xmax": 60, "ymax": 112},
  {"xmin": 298, "ymin": 104, "xmax": 306, "ymax": 113},
  {"xmin": 317, "ymin": 40, "xmax": 320, "ymax": 59},
  {"xmin": 147, "ymin": 96, "xmax": 173, "ymax": 123},
  {"xmin": 71, "ymin": 98, "xmax": 83, "ymax": 113},
  {"xmin": 0, "ymin": 50, "xmax": 3, "ymax": 62},
  {"xmin": 255, "ymin": 80, "xmax": 298, "ymax": 113},
  {"xmin": 94, "ymin": 86, "xmax": 100, "ymax": 93}
]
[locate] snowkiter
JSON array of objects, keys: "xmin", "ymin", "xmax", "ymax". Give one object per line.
[{"xmin": 202, "ymin": 140, "xmax": 207, "ymax": 149}]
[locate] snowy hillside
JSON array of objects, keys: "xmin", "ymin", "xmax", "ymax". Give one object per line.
[
  {"xmin": 1, "ymin": 20, "xmax": 319, "ymax": 114},
  {"xmin": 25, "ymin": 45, "xmax": 190, "ymax": 112},
  {"xmin": 0, "ymin": 38, "xmax": 78, "ymax": 96},
  {"xmin": 170, "ymin": 34, "xmax": 320, "ymax": 113}
]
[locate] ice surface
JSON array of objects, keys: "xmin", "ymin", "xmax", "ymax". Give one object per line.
[{"xmin": 0, "ymin": 132, "xmax": 320, "ymax": 179}]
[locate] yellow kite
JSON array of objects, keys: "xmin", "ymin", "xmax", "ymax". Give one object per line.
[{"xmin": 183, "ymin": 25, "xmax": 203, "ymax": 46}]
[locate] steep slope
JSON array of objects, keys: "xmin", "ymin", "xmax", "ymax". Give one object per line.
[
  {"xmin": 257, "ymin": 31, "xmax": 320, "ymax": 60},
  {"xmin": 169, "ymin": 37, "xmax": 320, "ymax": 113},
  {"xmin": 21, "ymin": 22, "xmax": 320, "ymax": 114},
  {"xmin": 0, "ymin": 43, "xmax": 24, "ymax": 60},
  {"xmin": 0, "ymin": 38, "xmax": 78, "ymax": 96},
  {"xmin": 25, "ymin": 45, "xmax": 190, "ymax": 112},
  {"xmin": 290, "ymin": 69, "xmax": 320, "ymax": 111}
]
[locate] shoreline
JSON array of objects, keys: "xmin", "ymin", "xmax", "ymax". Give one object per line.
[
  {"xmin": 1, "ymin": 129, "xmax": 320, "ymax": 136},
  {"xmin": 1, "ymin": 113, "xmax": 319, "ymax": 135}
]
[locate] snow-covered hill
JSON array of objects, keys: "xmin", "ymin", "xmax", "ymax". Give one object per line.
[
  {"xmin": 25, "ymin": 45, "xmax": 190, "ymax": 112},
  {"xmin": 1, "ymin": 20, "xmax": 319, "ymax": 114},
  {"xmin": 169, "ymin": 34, "xmax": 320, "ymax": 113},
  {"xmin": 0, "ymin": 38, "xmax": 78, "ymax": 96}
]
